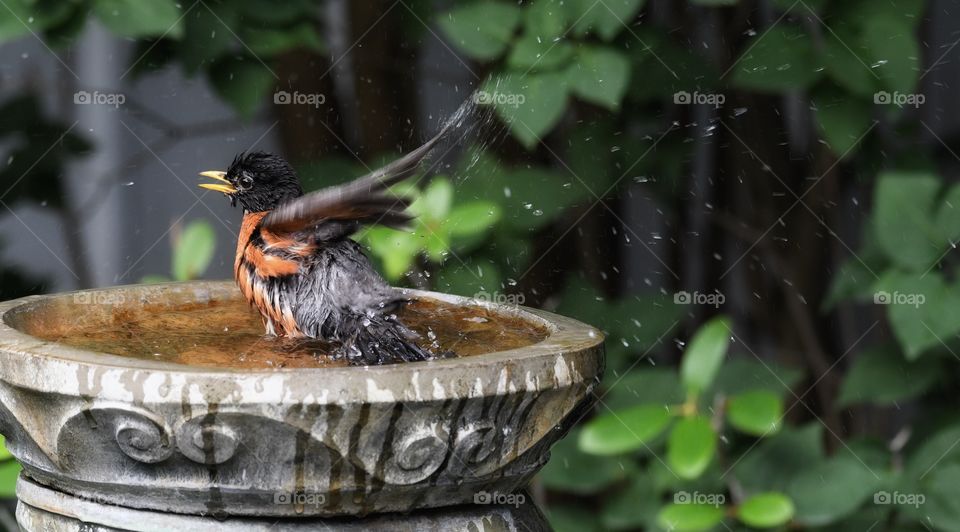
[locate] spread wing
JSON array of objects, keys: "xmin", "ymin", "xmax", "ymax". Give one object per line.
[{"xmin": 262, "ymin": 118, "xmax": 459, "ymax": 239}]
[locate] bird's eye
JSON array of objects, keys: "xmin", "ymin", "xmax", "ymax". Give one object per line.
[{"xmin": 239, "ymin": 176, "xmax": 254, "ymax": 190}]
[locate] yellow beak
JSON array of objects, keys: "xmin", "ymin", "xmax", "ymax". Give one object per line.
[{"xmin": 198, "ymin": 171, "xmax": 237, "ymax": 194}]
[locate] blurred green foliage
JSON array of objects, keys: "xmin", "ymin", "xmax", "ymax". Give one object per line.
[
  {"xmin": 1, "ymin": 0, "xmax": 958, "ymax": 530},
  {"xmin": 141, "ymin": 219, "xmax": 217, "ymax": 283}
]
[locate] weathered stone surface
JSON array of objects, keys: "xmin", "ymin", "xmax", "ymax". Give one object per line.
[
  {"xmin": 16, "ymin": 476, "xmax": 551, "ymax": 531},
  {"xmin": 0, "ymin": 282, "xmax": 604, "ymax": 518}
]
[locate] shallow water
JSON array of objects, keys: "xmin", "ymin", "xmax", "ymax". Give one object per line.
[{"xmin": 22, "ymin": 298, "xmax": 547, "ymax": 369}]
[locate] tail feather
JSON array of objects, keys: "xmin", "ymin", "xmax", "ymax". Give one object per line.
[{"xmin": 338, "ymin": 315, "xmax": 435, "ymax": 365}]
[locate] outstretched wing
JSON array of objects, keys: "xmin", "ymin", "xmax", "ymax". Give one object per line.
[{"xmin": 262, "ymin": 118, "xmax": 459, "ymax": 239}]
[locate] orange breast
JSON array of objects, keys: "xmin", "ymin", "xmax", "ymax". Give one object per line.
[{"xmin": 235, "ymin": 212, "xmax": 303, "ymax": 337}]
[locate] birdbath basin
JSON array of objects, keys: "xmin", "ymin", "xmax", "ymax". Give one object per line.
[{"xmin": 0, "ymin": 281, "xmax": 603, "ymax": 529}]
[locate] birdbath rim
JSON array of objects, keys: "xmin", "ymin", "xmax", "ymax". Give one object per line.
[{"xmin": 0, "ymin": 280, "xmax": 604, "ymax": 403}]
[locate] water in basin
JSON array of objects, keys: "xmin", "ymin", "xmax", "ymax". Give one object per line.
[{"xmin": 13, "ymin": 296, "xmax": 548, "ymax": 369}]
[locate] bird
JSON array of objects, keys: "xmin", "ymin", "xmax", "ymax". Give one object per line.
[{"xmin": 198, "ymin": 123, "xmax": 457, "ymax": 365}]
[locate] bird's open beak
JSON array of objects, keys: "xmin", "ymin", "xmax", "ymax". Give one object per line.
[{"xmin": 198, "ymin": 171, "xmax": 237, "ymax": 194}]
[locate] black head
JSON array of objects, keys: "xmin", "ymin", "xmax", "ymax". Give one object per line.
[{"xmin": 199, "ymin": 151, "xmax": 303, "ymax": 212}]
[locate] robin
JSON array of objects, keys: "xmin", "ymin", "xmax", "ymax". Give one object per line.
[{"xmin": 198, "ymin": 122, "xmax": 457, "ymax": 365}]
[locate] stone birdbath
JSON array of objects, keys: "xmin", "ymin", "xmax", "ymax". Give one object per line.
[{"xmin": 0, "ymin": 281, "xmax": 603, "ymax": 530}]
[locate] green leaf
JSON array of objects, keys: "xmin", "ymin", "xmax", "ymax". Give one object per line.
[
  {"xmin": 812, "ymin": 86, "xmax": 874, "ymax": 158},
  {"xmin": 484, "ymin": 72, "xmax": 568, "ymax": 149},
  {"xmin": 208, "ymin": 55, "xmax": 275, "ymax": 120},
  {"xmin": 727, "ymin": 390, "xmax": 784, "ymax": 437},
  {"xmin": 540, "ymin": 429, "xmax": 630, "ymax": 494},
  {"xmin": 837, "ymin": 346, "xmax": 941, "ymax": 406},
  {"xmin": 906, "ymin": 463, "xmax": 960, "ymax": 531},
  {"xmin": 362, "ymin": 226, "xmax": 420, "ymax": 281},
  {"xmin": 862, "ymin": 14, "xmax": 920, "ymax": 94},
  {"xmin": 731, "ymin": 24, "xmax": 823, "ymax": 92},
  {"xmin": 0, "ymin": 0, "xmax": 35, "ymax": 43},
  {"xmin": 787, "ymin": 455, "xmax": 882, "ymax": 525},
  {"xmin": 736, "ymin": 492, "xmax": 795, "ymax": 528},
  {"xmin": 935, "ymin": 182, "xmax": 960, "ymax": 243},
  {"xmin": 566, "ymin": 45, "xmax": 631, "ymax": 111},
  {"xmin": 0, "ymin": 0, "xmax": 75, "ymax": 43},
  {"xmin": 412, "ymin": 178, "xmax": 454, "ymax": 220},
  {"xmin": 445, "ymin": 201, "xmax": 501, "ymax": 237},
  {"xmin": 569, "ymin": 0, "xmax": 646, "ymax": 41},
  {"xmin": 419, "ymin": 224, "xmax": 451, "ymax": 262},
  {"xmin": 172, "ymin": 220, "xmax": 215, "ymax": 281},
  {"xmin": 579, "ymin": 404, "xmax": 672, "ymax": 456},
  {"xmin": 735, "ymin": 424, "xmax": 824, "ymax": 493},
  {"xmin": 668, "ymin": 416, "xmax": 717, "ymax": 479},
  {"xmin": 657, "ymin": 503, "xmax": 725, "ymax": 532},
  {"xmin": 872, "ymin": 171, "xmax": 943, "ymax": 271},
  {"xmin": 242, "ymin": 22, "xmax": 324, "ymax": 56},
  {"xmin": 525, "ymin": 0, "xmax": 569, "ymax": 41},
  {"xmin": 680, "ymin": 316, "xmax": 732, "ymax": 395},
  {"xmin": 234, "ymin": 0, "xmax": 314, "ymax": 26},
  {"xmin": 456, "ymin": 164, "xmax": 588, "ymax": 231},
  {"xmin": 823, "ymin": 28, "xmax": 878, "ymax": 97},
  {"xmin": 904, "ymin": 423, "xmax": 960, "ymax": 481},
  {"xmin": 506, "ymin": 36, "xmax": 573, "ymax": 71},
  {"xmin": 874, "ymin": 270, "xmax": 960, "ymax": 360},
  {"xmin": 437, "ymin": 1, "xmax": 521, "ymax": 60},
  {"xmin": 94, "ymin": 0, "xmax": 184, "ymax": 39}
]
